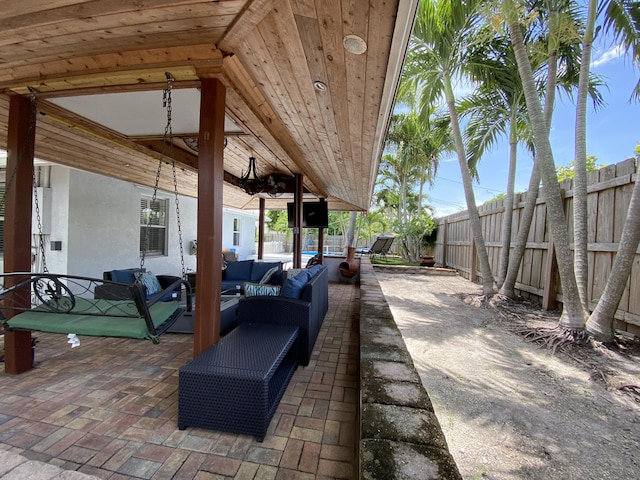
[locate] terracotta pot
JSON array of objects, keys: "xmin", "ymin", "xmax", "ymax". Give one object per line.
[
  {"xmin": 419, "ymin": 255, "xmax": 435, "ymax": 267},
  {"xmin": 339, "ymin": 247, "xmax": 358, "ymax": 278}
]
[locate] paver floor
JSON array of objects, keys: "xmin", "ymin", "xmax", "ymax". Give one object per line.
[{"xmin": 0, "ymin": 283, "xmax": 359, "ymax": 479}]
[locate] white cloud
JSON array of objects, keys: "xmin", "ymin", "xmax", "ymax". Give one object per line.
[{"xmin": 592, "ymin": 45, "xmax": 624, "ymax": 68}]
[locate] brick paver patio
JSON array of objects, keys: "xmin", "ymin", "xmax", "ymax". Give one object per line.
[{"xmin": 0, "ymin": 283, "xmax": 359, "ymax": 479}]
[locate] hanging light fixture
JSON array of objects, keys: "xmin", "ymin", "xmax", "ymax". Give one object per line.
[{"xmin": 238, "ymin": 156, "xmax": 266, "ymax": 195}]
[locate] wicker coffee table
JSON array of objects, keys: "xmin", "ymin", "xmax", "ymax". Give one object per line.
[{"xmin": 178, "ymin": 322, "xmax": 299, "ymax": 441}]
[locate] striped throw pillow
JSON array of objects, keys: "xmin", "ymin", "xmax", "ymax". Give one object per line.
[{"xmin": 244, "ymin": 282, "xmax": 282, "ymax": 297}]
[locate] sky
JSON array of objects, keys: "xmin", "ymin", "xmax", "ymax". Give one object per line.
[{"xmin": 424, "ymin": 33, "xmax": 639, "ymax": 217}]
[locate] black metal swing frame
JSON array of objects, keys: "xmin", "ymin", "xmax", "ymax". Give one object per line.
[{"xmin": 0, "ymin": 272, "xmax": 192, "ymax": 344}]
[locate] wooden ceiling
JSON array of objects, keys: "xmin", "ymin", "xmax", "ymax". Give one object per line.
[{"xmin": 0, "ymin": 0, "xmax": 418, "ymax": 211}]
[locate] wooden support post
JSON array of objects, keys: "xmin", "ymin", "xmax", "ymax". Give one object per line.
[
  {"xmin": 318, "ymin": 227, "xmax": 325, "ymax": 264},
  {"xmin": 292, "ymin": 174, "xmax": 303, "ymax": 268},
  {"xmin": 258, "ymin": 198, "xmax": 265, "ymax": 260},
  {"xmin": 194, "ymin": 78, "xmax": 225, "ymax": 357},
  {"xmin": 317, "ymin": 198, "xmax": 325, "ymax": 264},
  {"xmin": 4, "ymin": 95, "xmax": 36, "ymax": 374}
]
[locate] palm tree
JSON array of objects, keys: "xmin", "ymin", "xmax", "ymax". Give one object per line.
[
  {"xmin": 460, "ymin": 31, "xmax": 534, "ymax": 286},
  {"xmin": 385, "ymin": 116, "xmax": 420, "ymax": 230},
  {"xmin": 573, "ymin": 0, "xmax": 599, "ymax": 312},
  {"xmin": 504, "ymin": 0, "xmax": 588, "ymax": 332},
  {"xmin": 586, "ymin": 164, "xmax": 640, "ymax": 340},
  {"xmin": 584, "ymin": 0, "xmax": 640, "ymax": 340},
  {"xmin": 382, "ymin": 107, "xmax": 450, "ymax": 261},
  {"xmin": 402, "ymin": 0, "xmax": 497, "ymax": 294},
  {"xmin": 500, "ymin": 0, "xmax": 601, "ymax": 300}
]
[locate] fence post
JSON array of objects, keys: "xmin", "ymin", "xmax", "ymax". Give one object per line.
[
  {"xmin": 542, "ymin": 236, "xmax": 559, "ymax": 310},
  {"xmin": 441, "ymin": 219, "xmax": 448, "ymax": 268},
  {"xmin": 470, "ymin": 238, "xmax": 477, "ymax": 283}
]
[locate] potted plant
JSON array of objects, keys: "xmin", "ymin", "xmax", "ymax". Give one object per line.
[{"xmin": 419, "ymin": 226, "xmax": 438, "ymax": 267}]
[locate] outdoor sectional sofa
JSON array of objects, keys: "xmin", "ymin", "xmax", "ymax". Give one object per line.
[
  {"xmin": 178, "ymin": 264, "xmax": 329, "ymax": 440},
  {"xmin": 237, "ymin": 264, "xmax": 328, "ymax": 366},
  {"xmin": 221, "ymin": 259, "xmax": 283, "ymax": 294}
]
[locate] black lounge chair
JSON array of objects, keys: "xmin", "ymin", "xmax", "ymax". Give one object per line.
[{"xmin": 356, "ymin": 236, "xmax": 395, "ymax": 262}]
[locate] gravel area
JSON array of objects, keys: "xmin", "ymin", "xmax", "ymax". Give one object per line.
[{"xmin": 376, "ymin": 271, "xmax": 640, "ymax": 480}]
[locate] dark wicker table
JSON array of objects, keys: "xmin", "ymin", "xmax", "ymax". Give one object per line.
[{"xmin": 178, "ymin": 322, "xmax": 299, "ymax": 441}]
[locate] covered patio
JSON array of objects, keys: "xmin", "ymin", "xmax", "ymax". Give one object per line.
[
  {"xmin": 0, "ymin": 2, "xmax": 464, "ymax": 478},
  {"xmin": 0, "ymin": 0, "xmax": 419, "ymax": 373},
  {"xmin": 0, "ymin": 283, "xmax": 359, "ymax": 478}
]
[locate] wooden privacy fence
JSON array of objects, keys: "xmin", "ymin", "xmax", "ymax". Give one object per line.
[{"xmin": 434, "ymin": 158, "xmax": 640, "ymax": 336}]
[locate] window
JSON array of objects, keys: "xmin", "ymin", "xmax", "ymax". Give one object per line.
[
  {"xmin": 140, "ymin": 196, "xmax": 168, "ymax": 256},
  {"xmin": 233, "ymin": 218, "xmax": 240, "ymax": 246}
]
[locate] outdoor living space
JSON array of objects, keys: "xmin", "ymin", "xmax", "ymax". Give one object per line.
[{"xmin": 0, "ymin": 283, "xmax": 359, "ymax": 479}]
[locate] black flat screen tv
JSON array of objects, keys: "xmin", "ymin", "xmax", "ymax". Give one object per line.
[{"xmin": 287, "ymin": 201, "xmax": 329, "ymax": 228}]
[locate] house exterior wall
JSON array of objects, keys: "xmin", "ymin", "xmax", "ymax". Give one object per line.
[
  {"xmin": 222, "ymin": 208, "xmax": 257, "ymax": 260},
  {"xmin": 2, "ymin": 164, "xmax": 258, "ymax": 278}
]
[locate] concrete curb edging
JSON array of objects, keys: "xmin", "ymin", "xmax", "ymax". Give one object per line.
[{"xmin": 359, "ymin": 259, "xmax": 462, "ymax": 479}]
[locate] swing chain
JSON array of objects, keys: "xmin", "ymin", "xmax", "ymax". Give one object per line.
[
  {"xmin": 141, "ymin": 75, "xmax": 173, "ymax": 270},
  {"xmin": 141, "ymin": 72, "xmax": 185, "ymax": 279},
  {"xmin": 172, "ymin": 160, "xmax": 186, "ymax": 278},
  {"xmin": 33, "ymin": 172, "xmax": 48, "ymax": 273},
  {"xmin": 164, "ymin": 73, "xmax": 186, "ymax": 278}
]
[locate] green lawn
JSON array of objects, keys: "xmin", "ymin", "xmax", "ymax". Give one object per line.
[{"xmin": 370, "ymin": 255, "xmax": 420, "ymax": 266}]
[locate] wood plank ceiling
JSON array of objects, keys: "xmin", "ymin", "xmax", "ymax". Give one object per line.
[{"xmin": 0, "ymin": 0, "xmax": 418, "ymax": 211}]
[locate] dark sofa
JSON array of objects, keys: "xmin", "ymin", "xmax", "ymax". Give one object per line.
[
  {"xmin": 237, "ymin": 265, "xmax": 328, "ymax": 366},
  {"xmin": 221, "ymin": 260, "xmax": 282, "ymax": 294}
]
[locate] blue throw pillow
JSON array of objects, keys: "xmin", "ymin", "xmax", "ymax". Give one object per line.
[
  {"xmin": 134, "ymin": 271, "xmax": 162, "ymax": 295},
  {"xmin": 225, "ymin": 260, "xmax": 254, "ymax": 280},
  {"xmin": 306, "ymin": 265, "xmax": 323, "ymax": 277},
  {"xmin": 281, "ymin": 270, "xmax": 310, "ymax": 299},
  {"xmin": 111, "ymin": 268, "xmax": 141, "ymax": 284},
  {"xmin": 250, "ymin": 261, "xmax": 281, "ymax": 282},
  {"xmin": 286, "ymin": 268, "xmax": 304, "ymax": 279}
]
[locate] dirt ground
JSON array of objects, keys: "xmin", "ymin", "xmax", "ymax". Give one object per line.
[{"xmin": 375, "ymin": 271, "xmax": 640, "ymax": 480}]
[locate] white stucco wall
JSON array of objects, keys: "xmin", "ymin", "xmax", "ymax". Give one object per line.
[
  {"xmin": 56, "ymin": 167, "xmax": 199, "ymax": 278},
  {"xmin": 222, "ymin": 207, "xmax": 257, "ymax": 260},
  {"xmin": 2, "ymin": 165, "xmax": 258, "ymax": 276}
]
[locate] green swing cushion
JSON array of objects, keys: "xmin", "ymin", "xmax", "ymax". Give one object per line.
[{"xmin": 6, "ymin": 297, "xmax": 180, "ymax": 340}]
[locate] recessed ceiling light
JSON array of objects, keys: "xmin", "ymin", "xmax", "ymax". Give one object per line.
[
  {"xmin": 343, "ymin": 35, "xmax": 367, "ymax": 55},
  {"xmin": 314, "ymin": 81, "xmax": 327, "ymax": 92}
]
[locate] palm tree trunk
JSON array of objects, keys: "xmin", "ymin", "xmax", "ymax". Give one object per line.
[
  {"xmin": 500, "ymin": 18, "xmax": 559, "ymax": 299},
  {"xmin": 444, "ymin": 70, "xmax": 496, "ymax": 294},
  {"xmin": 573, "ymin": 0, "xmax": 598, "ymax": 311},
  {"xmin": 507, "ymin": 8, "xmax": 586, "ymax": 329},
  {"xmin": 586, "ymin": 160, "xmax": 640, "ymax": 341},
  {"xmin": 500, "ymin": 163, "xmax": 541, "ymax": 298},
  {"xmin": 498, "ymin": 114, "xmax": 518, "ymax": 286}
]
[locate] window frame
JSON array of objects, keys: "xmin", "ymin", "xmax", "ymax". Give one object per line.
[
  {"xmin": 140, "ymin": 195, "xmax": 168, "ymax": 257},
  {"xmin": 232, "ymin": 217, "xmax": 240, "ymax": 246}
]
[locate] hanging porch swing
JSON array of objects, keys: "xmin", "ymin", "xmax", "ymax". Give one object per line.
[{"xmin": 0, "ymin": 74, "xmax": 192, "ymax": 346}]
